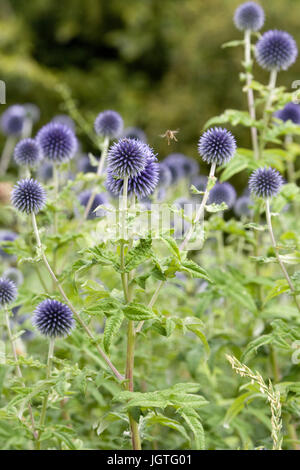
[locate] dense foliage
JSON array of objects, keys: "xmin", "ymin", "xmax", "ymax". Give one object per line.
[{"xmin": 0, "ymin": 0, "xmax": 300, "ymax": 451}]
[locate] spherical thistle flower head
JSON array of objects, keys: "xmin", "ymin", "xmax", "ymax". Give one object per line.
[
  {"xmin": 94, "ymin": 110, "xmax": 124, "ymax": 138},
  {"xmin": 11, "ymin": 178, "xmax": 46, "ymax": 214},
  {"xmin": 208, "ymin": 182, "xmax": 237, "ymax": 209},
  {"xmin": 122, "ymin": 127, "xmax": 147, "ymax": 143},
  {"xmin": 234, "ymin": 196, "xmax": 253, "ymax": 218},
  {"xmin": 0, "ymin": 277, "xmax": 17, "ymax": 307},
  {"xmin": 181, "ymin": 156, "xmax": 199, "ymax": 178},
  {"xmin": 255, "ymin": 30, "xmax": 298, "ymax": 71},
  {"xmin": 234, "ymin": 2, "xmax": 265, "ymax": 32},
  {"xmin": 52, "ymin": 114, "xmax": 76, "ymax": 131},
  {"xmin": 274, "ymin": 102, "xmax": 300, "ymax": 124},
  {"xmin": 158, "ymin": 163, "xmax": 172, "ymax": 188},
  {"xmin": 107, "ymin": 138, "xmax": 150, "ymax": 178},
  {"xmin": 37, "ymin": 122, "xmax": 78, "ymax": 163},
  {"xmin": 107, "ymin": 157, "xmax": 159, "ymax": 199},
  {"xmin": 249, "ymin": 167, "xmax": 283, "ymax": 198},
  {"xmin": 78, "ymin": 191, "xmax": 108, "ymax": 219},
  {"xmin": 1, "ymin": 105, "xmax": 26, "ymax": 136},
  {"xmin": 14, "ymin": 138, "xmax": 43, "ymax": 167},
  {"xmin": 3, "ymin": 268, "xmax": 24, "ymax": 287},
  {"xmin": 198, "ymin": 127, "xmax": 237, "ymax": 166},
  {"xmin": 163, "ymin": 153, "xmax": 187, "ymax": 183},
  {"xmin": 0, "ymin": 231, "xmax": 18, "ymax": 259},
  {"xmin": 33, "ymin": 299, "xmax": 75, "ymax": 338}
]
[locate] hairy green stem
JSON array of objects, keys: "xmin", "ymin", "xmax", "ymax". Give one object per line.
[
  {"xmin": 31, "ymin": 213, "xmax": 124, "ymax": 382},
  {"xmin": 83, "ymin": 136, "xmax": 110, "ymax": 220},
  {"xmin": 244, "ymin": 29, "xmax": 259, "ymax": 160},
  {"xmin": 265, "ymin": 199, "xmax": 300, "ymax": 312},
  {"xmin": 259, "ymin": 69, "xmax": 278, "ymax": 158}
]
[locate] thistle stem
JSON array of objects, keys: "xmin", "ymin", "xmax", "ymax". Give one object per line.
[
  {"xmin": 0, "ymin": 136, "xmax": 16, "ymax": 176},
  {"xmin": 4, "ymin": 306, "xmax": 37, "ymax": 440},
  {"xmin": 136, "ymin": 163, "xmax": 216, "ymax": 333},
  {"xmin": 83, "ymin": 136, "xmax": 109, "ymax": 220},
  {"xmin": 259, "ymin": 69, "xmax": 278, "ymax": 157},
  {"xmin": 36, "ymin": 337, "xmax": 55, "ymax": 450},
  {"xmin": 265, "ymin": 199, "xmax": 300, "ymax": 312},
  {"xmin": 31, "ymin": 213, "xmax": 124, "ymax": 382},
  {"xmin": 244, "ymin": 29, "xmax": 259, "ymax": 160}
]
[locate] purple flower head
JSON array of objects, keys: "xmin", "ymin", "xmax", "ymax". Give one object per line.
[
  {"xmin": 198, "ymin": 127, "xmax": 237, "ymax": 166},
  {"xmin": 234, "ymin": 196, "xmax": 253, "ymax": 217},
  {"xmin": 14, "ymin": 138, "xmax": 43, "ymax": 167},
  {"xmin": 122, "ymin": 127, "xmax": 147, "ymax": 143},
  {"xmin": 0, "ymin": 277, "xmax": 17, "ymax": 306},
  {"xmin": 11, "ymin": 178, "xmax": 46, "ymax": 214},
  {"xmin": 191, "ymin": 175, "xmax": 208, "ymax": 194},
  {"xmin": 274, "ymin": 102, "xmax": 300, "ymax": 124},
  {"xmin": 107, "ymin": 138, "xmax": 151, "ymax": 178},
  {"xmin": 37, "ymin": 122, "xmax": 78, "ymax": 163},
  {"xmin": 255, "ymin": 30, "xmax": 298, "ymax": 71},
  {"xmin": 0, "ymin": 231, "xmax": 18, "ymax": 259},
  {"xmin": 107, "ymin": 157, "xmax": 159, "ymax": 199},
  {"xmin": 94, "ymin": 110, "xmax": 123, "ymax": 138},
  {"xmin": 158, "ymin": 163, "xmax": 172, "ymax": 187},
  {"xmin": 234, "ymin": 2, "xmax": 265, "ymax": 32},
  {"xmin": 1, "ymin": 105, "xmax": 26, "ymax": 136},
  {"xmin": 78, "ymin": 191, "xmax": 108, "ymax": 219},
  {"xmin": 38, "ymin": 162, "xmax": 53, "ymax": 182},
  {"xmin": 33, "ymin": 299, "xmax": 75, "ymax": 338},
  {"xmin": 163, "ymin": 153, "xmax": 195, "ymax": 183},
  {"xmin": 208, "ymin": 182, "xmax": 237, "ymax": 209},
  {"xmin": 52, "ymin": 114, "xmax": 76, "ymax": 131},
  {"xmin": 249, "ymin": 167, "xmax": 283, "ymax": 198}
]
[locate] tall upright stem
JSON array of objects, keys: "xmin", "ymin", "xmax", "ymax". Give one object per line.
[
  {"xmin": 0, "ymin": 136, "xmax": 16, "ymax": 176},
  {"xmin": 36, "ymin": 337, "xmax": 55, "ymax": 450},
  {"xmin": 244, "ymin": 29, "xmax": 259, "ymax": 160},
  {"xmin": 83, "ymin": 136, "xmax": 109, "ymax": 219},
  {"xmin": 4, "ymin": 307, "xmax": 37, "ymax": 440},
  {"xmin": 259, "ymin": 69, "xmax": 278, "ymax": 158},
  {"xmin": 52, "ymin": 164, "xmax": 59, "ymax": 276},
  {"xmin": 31, "ymin": 213, "xmax": 124, "ymax": 382},
  {"xmin": 265, "ymin": 199, "xmax": 300, "ymax": 312}
]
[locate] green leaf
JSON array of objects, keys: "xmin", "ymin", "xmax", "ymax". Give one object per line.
[
  {"xmin": 123, "ymin": 302, "xmax": 156, "ymax": 321},
  {"xmin": 180, "ymin": 260, "xmax": 212, "ymax": 282},
  {"xmin": 179, "ymin": 408, "xmax": 205, "ymax": 450},
  {"xmin": 241, "ymin": 335, "xmax": 274, "ymax": 362},
  {"xmin": 144, "ymin": 412, "xmax": 190, "ymax": 441},
  {"xmin": 124, "ymin": 238, "xmax": 153, "ymax": 272},
  {"xmin": 224, "ymin": 392, "xmax": 259, "ymax": 427},
  {"xmin": 159, "ymin": 235, "xmax": 181, "ymax": 260},
  {"xmin": 186, "ymin": 322, "xmax": 210, "ymax": 358},
  {"xmin": 103, "ymin": 313, "xmax": 124, "ymax": 353}
]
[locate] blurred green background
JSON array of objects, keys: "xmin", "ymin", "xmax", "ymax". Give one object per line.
[{"xmin": 1, "ymin": 0, "xmax": 300, "ymax": 157}]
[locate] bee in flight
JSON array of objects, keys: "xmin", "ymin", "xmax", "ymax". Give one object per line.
[{"xmin": 160, "ymin": 129, "xmax": 179, "ymax": 145}]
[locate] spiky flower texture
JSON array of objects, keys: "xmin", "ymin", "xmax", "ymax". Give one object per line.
[
  {"xmin": 249, "ymin": 167, "xmax": 283, "ymax": 198},
  {"xmin": 234, "ymin": 2, "xmax": 265, "ymax": 32},
  {"xmin": 94, "ymin": 110, "xmax": 124, "ymax": 138},
  {"xmin": 11, "ymin": 179, "xmax": 46, "ymax": 214},
  {"xmin": 14, "ymin": 139, "xmax": 43, "ymax": 167},
  {"xmin": 107, "ymin": 138, "xmax": 151, "ymax": 178},
  {"xmin": 33, "ymin": 299, "xmax": 75, "ymax": 338},
  {"xmin": 0, "ymin": 277, "xmax": 17, "ymax": 307},
  {"xmin": 198, "ymin": 127, "xmax": 237, "ymax": 166},
  {"xmin": 256, "ymin": 30, "xmax": 298, "ymax": 71},
  {"xmin": 37, "ymin": 122, "xmax": 78, "ymax": 163}
]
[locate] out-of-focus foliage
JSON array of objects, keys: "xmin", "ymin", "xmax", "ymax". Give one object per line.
[{"xmin": 1, "ymin": 0, "xmax": 300, "ymax": 160}]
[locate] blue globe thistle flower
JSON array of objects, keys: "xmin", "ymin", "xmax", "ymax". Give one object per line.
[
  {"xmin": 107, "ymin": 157, "xmax": 159, "ymax": 199},
  {"xmin": 94, "ymin": 110, "xmax": 124, "ymax": 138},
  {"xmin": 234, "ymin": 196, "xmax": 253, "ymax": 217},
  {"xmin": 3, "ymin": 268, "xmax": 24, "ymax": 287},
  {"xmin": 181, "ymin": 156, "xmax": 199, "ymax": 177},
  {"xmin": 122, "ymin": 127, "xmax": 147, "ymax": 142},
  {"xmin": 78, "ymin": 191, "xmax": 108, "ymax": 219},
  {"xmin": 158, "ymin": 163, "xmax": 172, "ymax": 187},
  {"xmin": 274, "ymin": 102, "xmax": 300, "ymax": 124},
  {"xmin": 38, "ymin": 162, "xmax": 53, "ymax": 182},
  {"xmin": 234, "ymin": 2, "xmax": 265, "ymax": 32},
  {"xmin": 52, "ymin": 114, "xmax": 76, "ymax": 131},
  {"xmin": 1, "ymin": 105, "xmax": 26, "ymax": 136},
  {"xmin": 37, "ymin": 122, "xmax": 78, "ymax": 163},
  {"xmin": 107, "ymin": 138, "xmax": 150, "ymax": 178},
  {"xmin": 198, "ymin": 127, "xmax": 237, "ymax": 166},
  {"xmin": 0, "ymin": 277, "xmax": 17, "ymax": 306},
  {"xmin": 11, "ymin": 178, "xmax": 46, "ymax": 214},
  {"xmin": 24, "ymin": 104, "xmax": 40, "ymax": 123},
  {"xmin": 249, "ymin": 167, "xmax": 283, "ymax": 198},
  {"xmin": 14, "ymin": 138, "xmax": 43, "ymax": 167},
  {"xmin": 33, "ymin": 299, "xmax": 75, "ymax": 338},
  {"xmin": 77, "ymin": 154, "xmax": 98, "ymax": 174},
  {"xmin": 0, "ymin": 231, "xmax": 18, "ymax": 259},
  {"xmin": 191, "ymin": 175, "xmax": 208, "ymax": 194},
  {"xmin": 163, "ymin": 153, "xmax": 190, "ymax": 183},
  {"xmin": 255, "ymin": 30, "xmax": 298, "ymax": 71},
  {"xmin": 208, "ymin": 182, "xmax": 237, "ymax": 209}
]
